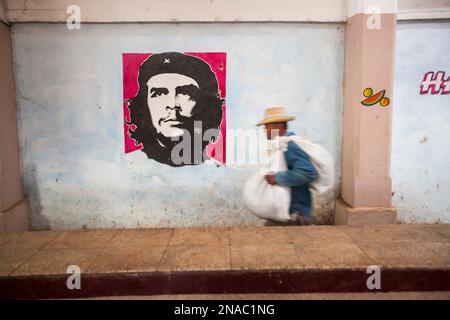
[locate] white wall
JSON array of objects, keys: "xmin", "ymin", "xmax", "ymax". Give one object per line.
[
  {"xmin": 13, "ymin": 23, "xmax": 344, "ymax": 230},
  {"xmin": 392, "ymin": 21, "xmax": 450, "ymax": 223}
]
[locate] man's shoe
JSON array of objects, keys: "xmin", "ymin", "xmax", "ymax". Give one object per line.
[{"xmin": 290, "ymin": 212, "xmax": 313, "ymax": 226}]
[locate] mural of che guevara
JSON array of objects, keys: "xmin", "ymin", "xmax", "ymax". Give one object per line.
[{"xmin": 126, "ymin": 52, "xmax": 224, "ymax": 167}]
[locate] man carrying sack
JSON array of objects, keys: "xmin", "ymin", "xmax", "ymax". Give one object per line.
[{"xmin": 254, "ymin": 106, "xmax": 331, "ymax": 226}]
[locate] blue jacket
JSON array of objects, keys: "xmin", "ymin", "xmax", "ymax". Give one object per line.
[{"xmin": 274, "ymin": 132, "xmax": 318, "ymax": 216}]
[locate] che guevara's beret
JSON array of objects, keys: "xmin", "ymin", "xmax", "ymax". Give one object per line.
[{"xmin": 137, "ymin": 52, "xmax": 219, "ymax": 95}]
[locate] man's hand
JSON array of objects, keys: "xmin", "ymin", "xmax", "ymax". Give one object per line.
[{"xmin": 265, "ymin": 173, "xmax": 277, "ymax": 186}]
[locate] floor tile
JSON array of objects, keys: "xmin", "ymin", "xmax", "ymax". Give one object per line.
[
  {"xmin": 159, "ymin": 245, "xmax": 230, "ymax": 271},
  {"xmin": 0, "ymin": 231, "xmax": 60, "ymax": 251},
  {"xmin": 0, "ymin": 233, "xmax": 24, "ymax": 247},
  {"xmin": 231, "ymin": 244, "xmax": 300, "ymax": 270},
  {"xmin": 0, "ymin": 249, "xmax": 38, "ymax": 276},
  {"xmin": 45, "ymin": 230, "xmax": 116, "ymax": 249},
  {"xmin": 286, "ymin": 226, "xmax": 353, "ymax": 244},
  {"xmin": 88, "ymin": 245, "xmax": 166, "ymax": 273},
  {"xmin": 230, "ymin": 227, "xmax": 290, "ymax": 246},
  {"xmin": 403, "ymin": 224, "xmax": 450, "ymax": 243},
  {"xmin": 294, "ymin": 243, "xmax": 373, "ymax": 268},
  {"xmin": 355, "ymin": 242, "xmax": 449, "ymax": 268},
  {"xmin": 342, "ymin": 225, "xmax": 419, "ymax": 243},
  {"xmin": 12, "ymin": 248, "xmax": 100, "ymax": 276},
  {"xmin": 170, "ymin": 228, "xmax": 230, "ymax": 246},
  {"xmin": 420, "ymin": 242, "xmax": 450, "ymax": 264},
  {"xmin": 108, "ymin": 229, "xmax": 173, "ymax": 248}
]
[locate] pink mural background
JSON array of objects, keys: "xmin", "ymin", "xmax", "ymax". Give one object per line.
[{"xmin": 122, "ymin": 52, "xmax": 226, "ymax": 164}]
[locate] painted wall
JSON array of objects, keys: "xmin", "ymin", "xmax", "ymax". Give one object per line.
[
  {"xmin": 5, "ymin": 0, "xmax": 347, "ymax": 22},
  {"xmin": 4, "ymin": 0, "xmax": 450, "ymax": 22},
  {"xmin": 13, "ymin": 23, "xmax": 344, "ymax": 230},
  {"xmin": 392, "ymin": 21, "xmax": 450, "ymax": 223}
]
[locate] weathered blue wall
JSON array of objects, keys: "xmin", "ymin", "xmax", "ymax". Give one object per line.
[
  {"xmin": 13, "ymin": 23, "xmax": 344, "ymax": 230},
  {"xmin": 392, "ymin": 21, "xmax": 450, "ymax": 223}
]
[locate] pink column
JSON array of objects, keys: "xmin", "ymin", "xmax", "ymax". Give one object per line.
[{"xmin": 335, "ymin": 10, "xmax": 397, "ymax": 225}]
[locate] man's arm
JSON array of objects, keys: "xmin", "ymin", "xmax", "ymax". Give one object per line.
[{"xmin": 273, "ymin": 143, "xmax": 318, "ymax": 187}]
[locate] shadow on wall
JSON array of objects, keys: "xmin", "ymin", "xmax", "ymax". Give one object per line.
[{"xmin": 23, "ymin": 166, "xmax": 50, "ymax": 230}]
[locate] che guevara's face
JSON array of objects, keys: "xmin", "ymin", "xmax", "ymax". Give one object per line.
[{"xmin": 146, "ymin": 73, "xmax": 201, "ymax": 138}]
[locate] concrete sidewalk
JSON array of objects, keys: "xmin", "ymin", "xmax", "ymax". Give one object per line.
[{"xmin": 0, "ymin": 224, "xmax": 449, "ymax": 299}]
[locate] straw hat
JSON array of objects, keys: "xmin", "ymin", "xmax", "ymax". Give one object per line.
[{"xmin": 256, "ymin": 106, "xmax": 296, "ymax": 126}]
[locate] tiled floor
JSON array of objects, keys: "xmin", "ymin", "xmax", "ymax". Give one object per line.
[
  {"xmin": 0, "ymin": 224, "xmax": 449, "ymax": 277},
  {"xmin": 1, "ymin": 224, "xmax": 449, "ymax": 299}
]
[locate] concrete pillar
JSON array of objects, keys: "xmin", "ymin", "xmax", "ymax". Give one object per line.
[
  {"xmin": 0, "ymin": 21, "xmax": 29, "ymax": 232},
  {"xmin": 335, "ymin": 1, "xmax": 397, "ymax": 225}
]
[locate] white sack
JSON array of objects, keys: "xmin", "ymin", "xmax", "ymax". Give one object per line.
[
  {"xmin": 281, "ymin": 136, "xmax": 335, "ymax": 194},
  {"xmin": 242, "ymin": 137, "xmax": 291, "ymax": 222}
]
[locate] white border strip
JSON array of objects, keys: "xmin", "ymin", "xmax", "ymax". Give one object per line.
[{"xmin": 3, "ymin": 0, "xmax": 450, "ymax": 23}]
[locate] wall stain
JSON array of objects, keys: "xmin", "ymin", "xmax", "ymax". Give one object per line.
[{"xmin": 419, "ymin": 136, "xmax": 428, "ymax": 144}]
